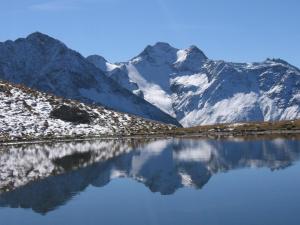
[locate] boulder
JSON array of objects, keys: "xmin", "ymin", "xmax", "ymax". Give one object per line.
[{"xmin": 50, "ymin": 105, "xmax": 92, "ymax": 124}]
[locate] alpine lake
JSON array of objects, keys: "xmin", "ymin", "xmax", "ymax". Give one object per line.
[{"xmin": 0, "ymin": 135, "xmax": 300, "ymax": 225}]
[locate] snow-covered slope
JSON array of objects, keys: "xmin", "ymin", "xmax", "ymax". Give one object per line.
[
  {"xmin": 0, "ymin": 81, "xmax": 174, "ymax": 141},
  {"xmin": 0, "ymin": 33, "xmax": 180, "ymax": 126},
  {"xmin": 89, "ymin": 43, "xmax": 300, "ymax": 127}
]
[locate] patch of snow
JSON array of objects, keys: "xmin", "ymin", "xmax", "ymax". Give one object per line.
[{"xmin": 176, "ymin": 49, "xmax": 187, "ymax": 63}]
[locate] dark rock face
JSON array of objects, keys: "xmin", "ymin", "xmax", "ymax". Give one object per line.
[{"xmin": 50, "ymin": 105, "xmax": 91, "ymax": 124}]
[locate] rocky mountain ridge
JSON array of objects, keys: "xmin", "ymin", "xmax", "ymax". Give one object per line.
[
  {"xmin": 1, "ymin": 32, "xmax": 299, "ymax": 128},
  {"xmin": 0, "ymin": 33, "xmax": 180, "ymax": 126},
  {"xmin": 89, "ymin": 42, "xmax": 300, "ymax": 127}
]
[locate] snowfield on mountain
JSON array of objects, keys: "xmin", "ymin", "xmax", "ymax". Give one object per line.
[{"xmin": 89, "ymin": 42, "xmax": 300, "ymax": 127}]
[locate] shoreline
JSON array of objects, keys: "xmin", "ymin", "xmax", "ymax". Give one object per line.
[{"xmin": 1, "ymin": 129, "xmax": 300, "ymax": 146}]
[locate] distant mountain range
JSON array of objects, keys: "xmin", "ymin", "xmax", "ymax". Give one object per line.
[
  {"xmin": 89, "ymin": 42, "xmax": 300, "ymax": 127},
  {"xmin": 1, "ymin": 32, "xmax": 300, "ymax": 127}
]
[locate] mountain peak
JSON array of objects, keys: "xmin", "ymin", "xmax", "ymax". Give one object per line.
[
  {"xmin": 185, "ymin": 45, "xmax": 208, "ymax": 60},
  {"xmin": 173, "ymin": 45, "xmax": 208, "ymax": 71},
  {"xmin": 25, "ymin": 32, "xmax": 67, "ymax": 49},
  {"xmin": 152, "ymin": 42, "xmax": 175, "ymax": 50},
  {"xmin": 187, "ymin": 45, "xmax": 200, "ymax": 51},
  {"xmin": 134, "ymin": 42, "xmax": 178, "ymax": 64},
  {"xmin": 26, "ymin": 32, "xmax": 54, "ymax": 42},
  {"xmin": 87, "ymin": 55, "xmax": 108, "ymax": 71},
  {"xmin": 142, "ymin": 42, "xmax": 177, "ymax": 53}
]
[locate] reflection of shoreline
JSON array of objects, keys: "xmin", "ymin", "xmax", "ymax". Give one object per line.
[
  {"xmin": 0, "ymin": 139, "xmax": 151, "ymax": 193},
  {"xmin": 0, "ymin": 138, "xmax": 300, "ymax": 214},
  {"xmin": 1, "ymin": 132, "xmax": 300, "ymax": 146}
]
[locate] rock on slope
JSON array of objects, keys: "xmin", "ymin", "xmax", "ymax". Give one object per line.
[
  {"xmin": 0, "ymin": 81, "xmax": 174, "ymax": 141},
  {"xmin": 88, "ymin": 42, "xmax": 300, "ymax": 127},
  {"xmin": 0, "ymin": 33, "xmax": 180, "ymax": 126}
]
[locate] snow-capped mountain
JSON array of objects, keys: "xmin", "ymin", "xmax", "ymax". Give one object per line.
[
  {"xmin": 0, "ymin": 81, "xmax": 174, "ymax": 141},
  {"xmin": 1, "ymin": 138, "xmax": 299, "ymax": 213},
  {"xmin": 0, "ymin": 33, "xmax": 180, "ymax": 126},
  {"xmin": 88, "ymin": 42, "xmax": 300, "ymax": 127}
]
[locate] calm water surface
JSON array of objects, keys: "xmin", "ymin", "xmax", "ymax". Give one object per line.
[{"xmin": 0, "ymin": 137, "xmax": 300, "ymax": 225}]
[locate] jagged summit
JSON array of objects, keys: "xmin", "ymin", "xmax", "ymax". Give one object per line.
[
  {"xmin": 174, "ymin": 45, "xmax": 208, "ymax": 71},
  {"xmin": 135, "ymin": 42, "xmax": 178, "ymax": 64},
  {"xmin": 132, "ymin": 42, "xmax": 208, "ymax": 67},
  {"xmin": 185, "ymin": 45, "xmax": 207, "ymax": 59},
  {"xmin": 140, "ymin": 42, "xmax": 177, "ymax": 53}
]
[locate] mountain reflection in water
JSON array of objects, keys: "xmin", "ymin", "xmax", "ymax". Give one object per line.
[{"xmin": 0, "ymin": 137, "xmax": 300, "ymax": 214}]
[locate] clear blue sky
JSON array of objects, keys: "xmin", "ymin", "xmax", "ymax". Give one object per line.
[{"xmin": 1, "ymin": 0, "xmax": 299, "ymax": 67}]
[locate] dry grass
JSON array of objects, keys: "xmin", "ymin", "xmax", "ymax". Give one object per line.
[{"xmin": 170, "ymin": 120, "xmax": 300, "ymax": 136}]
